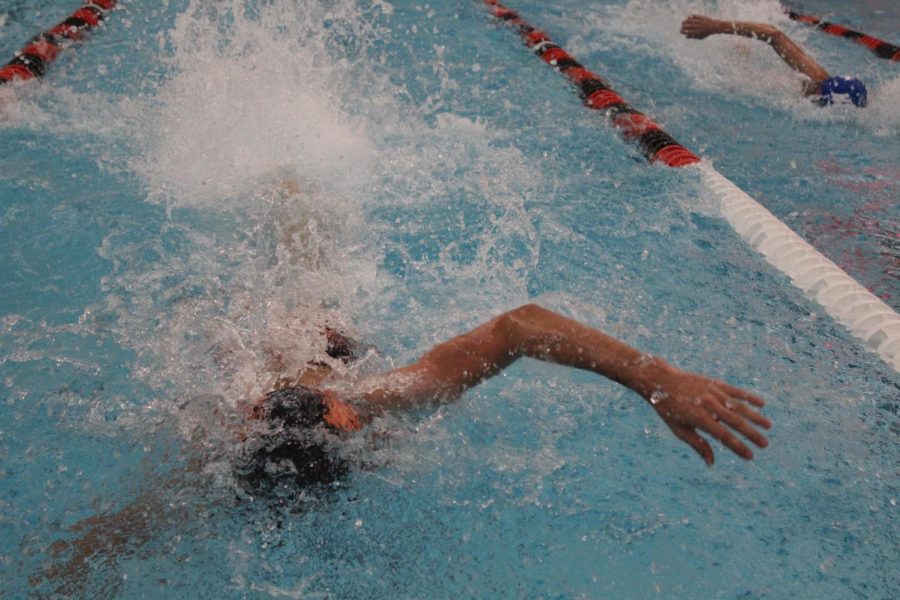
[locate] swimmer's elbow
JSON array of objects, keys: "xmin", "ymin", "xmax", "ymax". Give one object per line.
[
  {"xmin": 753, "ymin": 24, "xmax": 782, "ymax": 44},
  {"xmin": 506, "ymin": 303, "xmax": 553, "ymax": 321},
  {"xmin": 766, "ymin": 27, "xmax": 784, "ymax": 40},
  {"xmin": 498, "ymin": 304, "xmax": 551, "ymax": 336}
]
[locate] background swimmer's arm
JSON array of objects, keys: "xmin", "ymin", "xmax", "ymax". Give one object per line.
[
  {"xmin": 363, "ymin": 304, "xmax": 771, "ymax": 465},
  {"xmin": 680, "ymin": 15, "xmax": 829, "ymax": 91}
]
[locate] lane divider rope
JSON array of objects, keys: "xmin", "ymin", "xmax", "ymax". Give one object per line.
[
  {"xmin": 699, "ymin": 163, "xmax": 900, "ymax": 372},
  {"xmin": 483, "ymin": 0, "xmax": 700, "ymax": 167},
  {"xmin": 786, "ymin": 9, "xmax": 900, "ymax": 62},
  {"xmin": 0, "ymin": 1, "xmax": 118, "ymax": 85},
  {"xmin": 483, "ymin": 1, "xmax": 900, "ymax": 372}
]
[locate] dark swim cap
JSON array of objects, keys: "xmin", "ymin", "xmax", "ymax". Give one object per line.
[
  {"xmin": 819, "ymin": 76, "xmax": 867, "ymax": 107},
  {"xmin": 324, "ymin": 327, "xmax": 372, "ymax": 363},
  {"xmin": 234, "ymin": 386, "xmax": 349, "ymax": 496},
  {"xmin": 262, "ymin": 385, "xmax": 328, "ymax": 429}
]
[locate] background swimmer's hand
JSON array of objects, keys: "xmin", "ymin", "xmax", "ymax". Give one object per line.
[
  {"xmin": 680, "ymin": 15, "xmax": 728, "ymax": 39},
  {"xmin": 644, "ymin": 365, "xmax": 771, "ymax": 466}
]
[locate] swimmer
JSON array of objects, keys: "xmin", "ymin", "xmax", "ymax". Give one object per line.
[
  {"xmin": 680, "ymin": 15, "xmax": 868, "ymax": 107},
  {"xmin": 238, "ymin": 303, "xmax": 770, "ymax": 491},
  {"xmin": 35, "ymin": 303, "xmax": 771, "ymax": 593}
]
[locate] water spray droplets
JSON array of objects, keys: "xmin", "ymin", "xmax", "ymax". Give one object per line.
[{"xmin": 649, "ymin": 390, "xmax": 668, "ymax": 405}]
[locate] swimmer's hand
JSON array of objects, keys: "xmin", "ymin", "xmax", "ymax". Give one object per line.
[
  {"xmin": 643, "ymin": 365, "xmax": 771, "ymax": 466},
  {"xmin": 680, "ymin": 15, "xmax": 729, "ymax": 39}
]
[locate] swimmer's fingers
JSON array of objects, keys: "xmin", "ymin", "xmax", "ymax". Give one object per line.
[
  {"xmin": 680, "ymin": 17, "xmax": 702, "ymax": 36},
  {"xmin": 709, "ymin": 396, "xmax": 769, "ymax": 450},
  {"xmin": 680, "ymin": 15, "xmax": 718, "ymax": 39},
  {"xmin": 679, "ymin": 22, "xmax": 698, "ymax": 37},
  {"xmin": 712, "ymin": 388, "xmax": 771, "ymax": 429},
  {"xmin": 700, "ymin": 417, "xmax": 754, "ymax": 461},
  {"xmin": 716, "ymin": 381, "xmax": 766, "ymax": 407},
  {"xmin": 671, "ymin": 424, "xmax": 714, "ymax": 466}
]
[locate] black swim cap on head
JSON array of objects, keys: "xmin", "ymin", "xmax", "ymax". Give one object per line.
[
  {"xmin": 234, "ymin": 386, "xmax": 349, "ymax": 497},
  {"xmin": 324, "ymin": 327, "xmax": 372, "ymax": 363},
  {"xmin": 263, "ymin": 385, "xmax": 328, "ymax": 429}
]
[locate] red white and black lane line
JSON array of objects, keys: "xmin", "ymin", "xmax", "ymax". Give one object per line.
[
  {"xmin": 0, "ymin": 1, "xmax": 118, "ymax": 85},
  {"xmin": 483, "ymin": 0, "xmax": 699, "ymax": 168},
  {"xmin": 786, "ymin": 10, "xmax": 900, "ymax": 62},
  {"xmin": 483, "ymin": 2, "xmax": 900, "ymax": 371}
]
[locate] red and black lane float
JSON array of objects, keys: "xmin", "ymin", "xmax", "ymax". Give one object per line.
[
  {"xmin": 483, "ymin": 0, "xmax": 699, "ymax": 168},
  {"xmin": 0, "ymin": 1, "xmax": 118, "ymax": 85},
  {"xmin": 786, "ymin": 10, "xmax": 900, "ymax": 62}
]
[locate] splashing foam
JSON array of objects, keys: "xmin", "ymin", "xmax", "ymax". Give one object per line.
[
  {"xmin": 860, "ymin": 75, "xmax": 900, "ymax": 136},
  {"xmin": 83, "ymin": 1, "xmax": 399, "ymax": 437},
  {"xmin": 133, "ymin": 0, "xmax": 379, "ymax": 209},
  {"xmin": 85, "ymin": 0, "xmax": 543, "ymax": 440}
]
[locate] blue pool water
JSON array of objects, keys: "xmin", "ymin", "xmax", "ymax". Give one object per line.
[{"xmin": 1, "ymin": 0, "xmax": 898, "ymax": 598}]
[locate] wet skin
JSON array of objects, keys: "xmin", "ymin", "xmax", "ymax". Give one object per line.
[
  {"xmin": 34, "ymin": 304, "xmax": 772, "ymax": 596},
  {"xmin": 680, "ymin": 14, "xmax": 830, "ymax": 96},
  {"xmin": 250, "ymin": 304, "xmax": 771, "ymax": 465}
]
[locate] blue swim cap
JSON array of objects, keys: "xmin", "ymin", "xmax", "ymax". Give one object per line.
[{"xmin": 819, "ymin": 76, "xmax": 867, "ymax": 107}]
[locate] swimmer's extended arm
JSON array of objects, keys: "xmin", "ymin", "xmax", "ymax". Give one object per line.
[
  {"xmin": 31, "ymin": 462, "xmax": 202, "ymax": 596},
  {"xmin": 361, "ymin": 304, "xmax": 771, "ymax": 466},
  {"xmin": 680, "ymin": 15, "xmax": 829, "ymax": 93}
]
